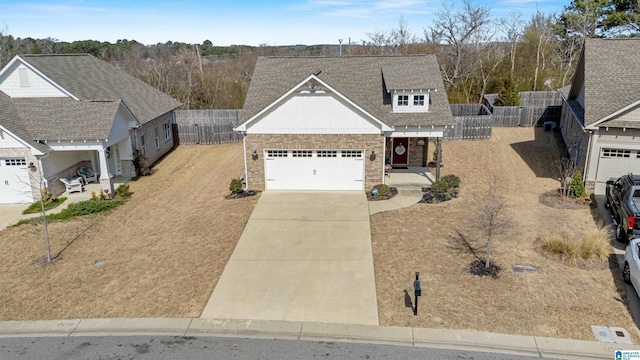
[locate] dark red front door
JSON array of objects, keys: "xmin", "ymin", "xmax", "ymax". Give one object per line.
[{"xmin": 392, "ymin": 138, "xmax": 409, "ymax": 164}]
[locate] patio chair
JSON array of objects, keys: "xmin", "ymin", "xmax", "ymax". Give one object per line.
[
  {"xmin": 60, "ymin": 178, "xmax": 83, "ymax": 194},
  {"xmin": 77, "ymin": 166, "xmax": 98, "ymax": 184}
]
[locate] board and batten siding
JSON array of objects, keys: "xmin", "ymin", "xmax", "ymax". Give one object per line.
[
  {"xmin": 247, "ymin": 93, "xmax": 381, "ymax": 134},
  {"xmin": 0, "ymin": 62, "xmax": 69, "ymax": 98}
]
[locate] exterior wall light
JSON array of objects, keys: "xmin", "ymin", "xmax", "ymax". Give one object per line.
[
  {"xmin": 417, "ymin": 139, "xmax": 425, "ymax": 146},
  {"xmin": 370, "ymin": 150, "xmax": 376, "ymax": 161},
  {"xmin": 28, "ymin": 162, "xmax": 37, "ymax": 172},
  {"xmin": 252, "ymin": 150, "xmax": 258, "ymax": 160}
]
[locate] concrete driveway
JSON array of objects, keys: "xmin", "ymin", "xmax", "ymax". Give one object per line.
[
  {"xmin": 201, "ymin": 191, "xmax": 379, "ymax": 325},
  {"xmin": 0, "ymin": 204, "xmax": 26, "ymax": 231}
]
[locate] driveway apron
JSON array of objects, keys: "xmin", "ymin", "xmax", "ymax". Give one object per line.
[{"xmin": 201, "ymin": 191, "xmax": 379, "ymax": 325}]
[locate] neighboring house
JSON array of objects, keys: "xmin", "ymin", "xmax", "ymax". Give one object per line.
[
  {"xmin": 234, "ymin": 55, "xmax": 454, "ymax": 191},
  {"xmin": 560, "ymin": 38, "xmax": 640, "ymax": 194},
  {"xmin": 0, "ymin": 54, "xmax": 180, "ymax": 203}
]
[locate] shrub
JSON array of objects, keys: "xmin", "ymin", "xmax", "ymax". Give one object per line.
[
  {"xmin": 430, "ymin": 180, "xmax": 450, "ymax": 194},
  {"xmin": 441, "ymin": 174, "xmax": 461, "ymax": 188},
  {"xmin": 230, "ymin": 178, "xmax": 243, "ymax": 194},
  {"xmin": 48, "ymin": 199, "xmax": 126, "ymax": 220},
  {"xmin": 22, "ymin": 194, "xmax": 67, "ymax": 214},
  {"xmin": 432, "ymin": 148, "xmax": 442, "ymax": 164},
  {"xmin": 542, "ymin": 224, "xmax": 610, "ymax": 265},
  {"xmin": 116, "ymin": 183, "xmax": 132, "ymax": 198},
  {"xmin": 494, "ymin": 77, "xmax": 520, "ymax": 106},
  {"xmin": 568, "ymin": 170, "xmax": 586, "ymax": 199},
  {"xmin": 371, "ymin": 184, "xmax": 390, "ymax": 198}
]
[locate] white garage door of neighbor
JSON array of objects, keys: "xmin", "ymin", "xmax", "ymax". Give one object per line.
[
  {"xmin": 595, "ymin": 148, "xmax": 640, "ymax": 194},
  {"xmin": 265, "ymin": 150, "xmax": 364, "ymax": 191},
  {"xmin": 0, "ymin": 158, "xmax": 33, "ymax": 204}
]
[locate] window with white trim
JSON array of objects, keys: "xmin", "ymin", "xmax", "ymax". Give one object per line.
[
  {"xmin": 397, "ymin": 95, "xmax": 409, "ymax": 106},
  {"xmin": 292, "ymin": 150, "xmax": 312, "ymax": 157},
  {"xmin": 413, "ymin": 95, "xmax": 425, "ymax": 106},
  {"xmin": 341, "ymin": 150, "xmax": 363, "ymax": 158},
  {"xmin": 163, "ymin": 121, "xmax": 171, "ymax": 140},
  {"xmin": 140, "ymin": 135, "xmax": 146, "ymax": 156},
  {"xmin": 4, "ymin": 158, "xmax": 26, "ymax": 166},
  {"xmin": 317, "ymin": 150, "xmax": 337, "ymax": 158},
  {"xmin": 602, "ymin": 149, "xmax": 630, "ymax": 158},
  {"xmin": 267, "ymin": 150, "xmax": 288, "ymax": 157},
  {"xmin": 155, "ymin": 127, "xmax": 160, "ymax": 148}
]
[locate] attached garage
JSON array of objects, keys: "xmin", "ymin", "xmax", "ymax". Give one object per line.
[
  {"xmin": 0, "ymin": 157, "xmax": 33, "ymax": 203},
  {"xmin": 264, "ymin": 149, "xmax": 364, "ymax": 191},
  {"xmin": 595, "ymin": 148, "xmax": 640, "ymax": 193}
]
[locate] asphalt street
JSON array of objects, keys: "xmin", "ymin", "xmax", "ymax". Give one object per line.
[{"xmin": 0, "ymin": 335, "xmax": 550, "ymax": 360}]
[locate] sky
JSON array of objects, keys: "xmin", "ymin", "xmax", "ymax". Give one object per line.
[{"xmin": 0, "ymin": 0, "xmax": 565, "ymax": 46}]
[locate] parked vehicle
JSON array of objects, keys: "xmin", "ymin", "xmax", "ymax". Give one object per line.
[
  {"xmin": 623, "ymin": 239, "xmax": 640, "ymax": 299},
  {"xmin": 605, "ymin": 174, "xmax": 640, "ymax": 242}
]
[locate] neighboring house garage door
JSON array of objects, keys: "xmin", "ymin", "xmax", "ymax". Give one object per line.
[
  {"xmin": 595, "ymin": 148, "xmax": 640, "ymax": 193},
  {"xmin": 265, "ymin": 149, "xmax": 364, "ymax": 191},
  {"xmin": 0, "ymin": 158, "xmax": 32, "ymax": 204}
]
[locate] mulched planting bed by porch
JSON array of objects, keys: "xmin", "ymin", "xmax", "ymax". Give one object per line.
[
  {"xmin": 418, "ymin": 188, "xmax": 459, "ymax": 203},
  {"xmin": 224, "ymin": 190, "xmax": 260, "ymax": 200},
  {"xmin": 367, "ymin": 187, "xmax": 398, "ymax": 201},
  {"xmin": 538, "ymin": 189, "xmax": 591, "ymax": 209}
]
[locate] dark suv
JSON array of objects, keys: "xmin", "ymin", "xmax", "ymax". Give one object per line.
[{"xmin": 605, "ymin": 174, "xmax": 640, "ymax": 242}]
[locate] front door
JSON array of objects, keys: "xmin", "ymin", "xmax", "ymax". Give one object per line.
[{"xmin": 392, "ymin": 138, "xmax": 409, "ymax": 165}]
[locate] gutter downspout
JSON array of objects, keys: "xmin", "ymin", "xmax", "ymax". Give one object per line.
[
  {"xmin": 242, "ymin": 133, "xmax": 248, "ymax": 191},
  {"xmin": 583, "ymin": 129, "xmax": 593, "ymax": 188}
]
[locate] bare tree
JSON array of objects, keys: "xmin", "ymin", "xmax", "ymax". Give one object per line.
[
  {"xmin": 473, "ymin": 178, "xmax": 511, "ymax": 269},
  {"xmin": 425, "ymin": 0, "xmax": 492, "ymax": 92},
  {"xmin": 499, "ymin": 12, "xmax": 523, "ymax": 78},
  {"xmin": 554, "ymin": 156, "xmax": 575, "ymax": 201}
]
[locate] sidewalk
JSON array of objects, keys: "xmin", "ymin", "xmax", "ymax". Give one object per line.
[{"xmin": 0, "ymin": 317, "xmax": 637, "ymax": 359}]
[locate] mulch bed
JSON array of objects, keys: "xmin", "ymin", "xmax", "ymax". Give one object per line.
[
  {"xmin": 468, "ymin": 260, "xmax": 501, "ymax": 279},
  {"xmin": 418, "ymin": 188, "xmax": 459, "ymax": 203},
  {"xmin": 367, "ymin": 187, "xmax": 398, "ymax": 201},
  {"xmin": 538, "ymin": 189, "xmax": 590, "ymax": 210},
  {"xmin": 224, "ymin": 190, "xmax": 260, "ymax": 200}
]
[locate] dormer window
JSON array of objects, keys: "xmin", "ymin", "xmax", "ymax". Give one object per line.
[{"xmin": 392, "ymin": 92, "xmax": 430, "ymax": 113}]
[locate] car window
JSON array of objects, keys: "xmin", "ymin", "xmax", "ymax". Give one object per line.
[{"xmin": 634, "ymin": 190, "xmax": 640, "ymax": 198}]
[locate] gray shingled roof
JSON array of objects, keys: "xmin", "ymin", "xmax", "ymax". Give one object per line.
[
  {"xmin": 0, "ymin": 92, "xmax": 49, "ymax": 153},
  {"xmin": 11, "ymin": 98, "xmax": 121, "ymax": 141},
  {"xmin": 381, "ymin": 65, "xmax": 438, "ymax": 90},
  {"xmin": 240, "ymin": 55, "xmax": 453, "ymax": 128},
  {"xmin": 21, "ymin": 54, "xmax": 180, "ymax": 124},
  {"xmin": 580, "ymin": 38, "xmax": 640, "ymax": 126}
]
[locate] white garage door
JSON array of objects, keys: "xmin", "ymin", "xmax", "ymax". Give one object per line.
[
  {"xmin": 0, "ymin": 158, "xmax": 33, "ymax": 204},
  {"xmin": 595, "ymin": 148, "xmax": 640, "ymax": 194},
  {"xmin": 265, "ymin": 149, "xmax": 364, "ymax": 191}
]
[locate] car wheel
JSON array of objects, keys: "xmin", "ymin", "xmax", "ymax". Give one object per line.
[{"xmin": 624, "ymin": 262, "xmax": 632, "ymax": 284}]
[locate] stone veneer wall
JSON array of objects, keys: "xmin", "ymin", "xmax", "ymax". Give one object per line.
[{"xmin": 244, "ymin": 134, "xmax": 385, "ymax": 191}]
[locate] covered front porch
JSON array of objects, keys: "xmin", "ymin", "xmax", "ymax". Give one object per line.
[{"xmin": 384, "ymin": 126, "xmax": 444, "ymax": 186}]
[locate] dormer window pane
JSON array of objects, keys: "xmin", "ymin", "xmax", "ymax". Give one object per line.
[
  {"xmin": 414, "ymin": 95, "xmax": 425, "ymax": 106},
  {"xmin": 397, "ymin": 95, "xmax": 409, "ymax": 106}
]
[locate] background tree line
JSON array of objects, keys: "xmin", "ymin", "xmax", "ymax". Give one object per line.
[{"xmin": 0, "ymin": 0, "xmax": 637, "ymax": 108}]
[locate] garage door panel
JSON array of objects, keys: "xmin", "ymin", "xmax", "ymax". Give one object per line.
[
  {"xmin": 0, "ymin": 158, "xmax": 33, "ymax": 204},
  {"xmin": 595, "ymin": 148, "xmax": 640, "ymax": 194},
  {"xmin": 265, "ymin": 150, "xmax": 364, "ymax": 191}
]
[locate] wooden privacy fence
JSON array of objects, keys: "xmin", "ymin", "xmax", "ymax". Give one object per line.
[
  {"xmin": 445, "ymin": 104, "xmax": 493, "ymax": 141},
  {"xmin": 174, "ymin": 109, "xmax": 243, "ymax": 145},
  {"xmin": 483, "ymin": 91, "xmax": 562, "ymax": 127}
]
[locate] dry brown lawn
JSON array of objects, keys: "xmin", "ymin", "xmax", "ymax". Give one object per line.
[
  {"xmin": 372, "ymin": 127, "xmax": 639, "ymax": 342},
  {"xmin": 0, "ymin": 143, "xmax": 258, "ymax": 321}
]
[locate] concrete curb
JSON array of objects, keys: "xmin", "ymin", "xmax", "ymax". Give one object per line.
[{"xmin": 0, "ymin": 318, "xmax": 639, "ymax": 359}]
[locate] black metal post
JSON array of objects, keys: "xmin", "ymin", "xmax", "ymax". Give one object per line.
[{"xmin": 413, "ymin": 272, "xmax": 421, "ymax": 316}]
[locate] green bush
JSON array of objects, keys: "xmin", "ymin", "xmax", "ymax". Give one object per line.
[
  {"xmin": 230, "ymin": 178, "xmax": 243, "ymax": 194},
  {"xmin": 22, "ymin": 196, "xmax": 67, "ymax": 214},
  {"xmin": 494, "ymin": 77, "xmax": 521, "ymax": 106},
  {"xmin": 48, "ymin": 199, "xmax": 126, "ymax": 220},
  {"xmin": 432, "ymin": 148, "xmax": 442, "ymax": 164},
  {"xmin": 115, "ymin": 183, "xmax": 132, "ymax": 198},
  {"xmin": 371, "ymin": 184, "xmax": 391, "ymax": 197},
  {"xmin": 568, "ymin": 170, "xmax": 586, "ymax": 199},
  {"xmin": 430, "ymin": 180, "xmax": 450, "ymax": 194},
  {"xmin": 441, "ymin": 174, "xmax": 461, "ymax": 188}
]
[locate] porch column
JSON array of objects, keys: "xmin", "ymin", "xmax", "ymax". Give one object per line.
[
  {"xmin": 422, "ymin": 137, "xmax": 428, "ymax": 167},
  {"xmin": 436, "ymin": 137, "xmax": 442, "ymax": 181},
  {"xmin": 97, "ymin": 148, "xmax": 114, "ymax": 197}
]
